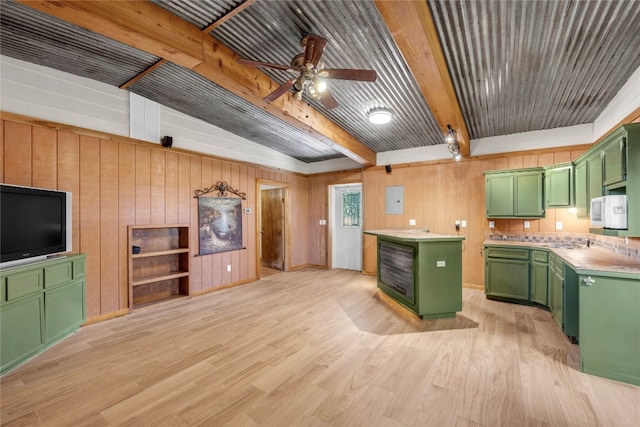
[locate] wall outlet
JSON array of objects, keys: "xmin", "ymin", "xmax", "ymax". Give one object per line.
[
  {"xmin": 489, "ymin": 221, "xmax": 495, "ymax": 228},
  {"xmin": 461, "ymin": 220, "xmax": 467, "ymax": 228},
  {"xmin": 556, "ymin": 221, "xmax": 563, "ymax": 230},
  {"xmin": 227, "ymin": 265, "xmax": 231, "ymax": 272},
  {"xmin": 319, "ymin": 219, "xmax": 327, "ymax": 225},
  {"xmin": 409, "ymin": 219, "xmax": 416, "ymax": 226},
  {"xmin": 524, "ymin": 220, "xmax": 530, "ymax": 229},
  {"xmin": 436, "ymin": 260, "xmax": 446, "ymax": 267},
  {"xmin": 455, "ymin": 220, "xmax": 460, "ymax": 225}
]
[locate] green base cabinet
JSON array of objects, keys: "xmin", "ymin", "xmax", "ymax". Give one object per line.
[
  {"xmin": 1, "ymin": 254, "xmax": 86, "ymax": 374},
  {"xmin": 369, "ymin": 233, "xmax": 464, "ymax": 319},
  {"xmin": 579, "ymin": 274, "xmax": 640, "ymax": 386},
  {"xmin": 530, "ymin": 250, "xmax": 548, "ymax": 305},
  {"xmin": 485, "ymin": 247, "xmax": 529, "ymax": 300}
]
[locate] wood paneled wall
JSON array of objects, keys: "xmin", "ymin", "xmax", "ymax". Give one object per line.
[
  {"xmin": 1, "ymin": 118, "xmax": 309, "ymax": 322},
  {"xmin": 362, "ymin": 148, "xmax": 593, "ymax": 286}
]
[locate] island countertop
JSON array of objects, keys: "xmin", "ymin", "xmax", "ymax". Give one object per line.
[{"xmin": 365, "ymin": 229, "xmax": 465, "ymax": 242}]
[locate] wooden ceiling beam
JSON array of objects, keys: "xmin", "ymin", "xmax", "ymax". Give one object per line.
[
  {"xmin": 17, "ymin": 0, "xmax": 376, "ymax": 166},
  {"xmin": 374, "ymin": 0, "xmax": 470, "ymax": 156}
]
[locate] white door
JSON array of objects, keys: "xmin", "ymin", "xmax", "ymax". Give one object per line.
[{"xmin": 331, "ymin": 184, "xmax": 362, "ymax": 271}]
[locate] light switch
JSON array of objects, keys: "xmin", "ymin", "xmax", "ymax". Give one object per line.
[
  {"xmin": 489, "ymin": 221, "xmax": 495, "ymax": 228},
  {"xmin": 556, "ymin": 221, "xmax": 563, "ymax": 230},
  {"xmin": 461, "ymin": 220, "xmax": 467, "ymax": 228},
  {"xmin": 524, "ymin": 220, "xmax": 530, "ymax": 229},
  {"xmin": 409, "ymin": 219, "xmax": 416, "ymax": 226}
]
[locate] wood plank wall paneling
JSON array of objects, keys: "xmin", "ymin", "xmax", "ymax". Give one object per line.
[
  {"xmin": 79, "ymin": 136, "xmax": 102, "ymax": 317},
  {"xmin": 1, "ymin": 119, "xmax": 307, "ymax": 321},
  {"xmin": 4, "ymin": 122, "xmax": 32, "ymax": 186},
  {"xmin": 32, "ymin": 127, "xmax": 57, "ymax": 188}
]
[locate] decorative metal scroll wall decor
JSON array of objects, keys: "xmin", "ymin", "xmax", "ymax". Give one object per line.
[
  {"xmin": 194, "ymin": 181, "xmax": 247, "ymax": 199},
  {"xmin": 194, "ymin": 182, "xmax": 246, "ymax": 256}
]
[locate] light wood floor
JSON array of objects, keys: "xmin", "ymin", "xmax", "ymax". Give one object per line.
[{"xmin": 1, "ymin": 269, "xmax": 638, "ymax": 426}]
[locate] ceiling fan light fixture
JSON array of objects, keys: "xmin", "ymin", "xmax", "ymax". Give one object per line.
[
  {"xmin": 315, "ymin": 79, "xmax": 327, "ymax": 93},
  {"xmin": 368, "ymin": 107, "xmax": 394, "ymax": 125}
]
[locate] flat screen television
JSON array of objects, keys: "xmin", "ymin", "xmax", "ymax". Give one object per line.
[{"xmin": 1, "ymin": 184, "xmax": 72, "ymax": 268}]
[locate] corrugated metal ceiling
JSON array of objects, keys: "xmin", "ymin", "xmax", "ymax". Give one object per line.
[
  {"xmin": 1, "ymin": 0, "xmax": 640, "ymax": 164},
  {"xmin": 428, "ymin": 0, "xmax": 640, "ymax": 139}
]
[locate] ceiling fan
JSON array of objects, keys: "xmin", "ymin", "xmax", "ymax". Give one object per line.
[{"xmin": 237, "ymin": 34, "xmax": 377, "ymax": 109}]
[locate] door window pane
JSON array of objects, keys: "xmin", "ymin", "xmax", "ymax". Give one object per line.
[{"xmin": 342, "ymin": 192, "xmax": 361, "ymax": 228}]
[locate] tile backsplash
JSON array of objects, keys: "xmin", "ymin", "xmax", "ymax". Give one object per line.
[{"xmin": 487, "ymin": 232, "xmax": 640, "ymax": 260}]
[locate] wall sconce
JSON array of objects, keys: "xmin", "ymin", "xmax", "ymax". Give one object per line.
[
  {"xmin": 368, "ymin": 107, "xmax": 394, "ymax": 124},
  {"xmin": 445, "ymin": 124, "xmax": 462, "ymax": 161}
]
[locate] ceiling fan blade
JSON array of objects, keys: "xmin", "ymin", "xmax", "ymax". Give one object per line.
[
  {"xmin": 303, "ymin": 34, "xmax": 327, "ymax": 68},
  {"xmin": 263, "ymin": 78, "xmax": 296, "ymax": 103},
  {"xmin": 318, "ymin": 90, "xmax": 338, "ymax": 109},
  {"xmin": 319, "ymin": 68, "xmax": 377, "ymax": 82},
  {"xmin": 237, "ymin": 58, "xmax": 291, "ymax": 71}
]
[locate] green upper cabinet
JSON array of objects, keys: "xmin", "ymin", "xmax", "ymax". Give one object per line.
[
  {"xmin": 485, "ymin": 172, "xmax": 514, "ymax": 217},
  {"xmin": 484, "ymin": 168, "xmax": 544, "ymax": 218},
  {"xmin": 602, "ymin": 131, "xmax": 626, "ymax": 186},
  {"xmin": 544, "ymin": 163, "xmax": 574, "ymax": 208},
  {"xmin": 575, "ymin": 159, "xmax": 588, "ymax": 218},
  {"xmin": 587, "ymin": 150, "xmax": 603, "ymax": 204}
]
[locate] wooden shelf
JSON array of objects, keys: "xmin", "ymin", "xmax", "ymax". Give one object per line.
[
  {"xmin": 132, "ymin": 248, "xmax": 190, "ymax": 258},
  {"xmin": 128, "ymin": 224, "xmax": 191, "ymax": 310},
  {"xmin": 131, "ymin": 271, "xmax": 190, "ymax": 287}
]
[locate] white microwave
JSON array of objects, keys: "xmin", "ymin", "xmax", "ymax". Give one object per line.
[{"xmin": 590, "ymin": 195, "xmax": 627, "ymax": 229}]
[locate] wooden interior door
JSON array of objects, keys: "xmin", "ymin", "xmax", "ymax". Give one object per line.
[{"xmin": 261, "ymin": 188, "xmax": 284, "ymax": 270}]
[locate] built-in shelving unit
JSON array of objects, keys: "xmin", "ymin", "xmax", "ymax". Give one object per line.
[{"xmin": 128, "ymin": 224, "xmax": 190, "ymax": 310}]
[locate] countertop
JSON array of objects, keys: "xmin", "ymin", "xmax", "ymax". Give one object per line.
[
  {"xmin": 365, "ymin": 229, "xmax": 465, "ymax": 242},
  {"xmin": 484, "ymin": 240, "xmax": 640, "ymax": 279}
]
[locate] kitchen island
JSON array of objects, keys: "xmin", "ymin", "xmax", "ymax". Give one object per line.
[{"xmin": 365, "ymin": 229, "xmax": 465, "ymax": 319}]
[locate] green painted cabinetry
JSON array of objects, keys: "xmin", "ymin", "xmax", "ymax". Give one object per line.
[
  {"xmin": 530, "ymin": 250, "xmax": 548, "ymax": 305},
  {"xmin": 602, "ymin": 132, "xmax": 626, "ymax": 186},
  {"xmin": 579, "ymin": 273, "xmax": 640, "ymax": 385},
  {"xmin": 587, "ymin": 151, "xmax": 603, "ymax": 206},
  {"xmin": 484, "ymin": 168, "xmax": 544, "ymax": 218},
  {"xmin": 548, "ymin": 253, "xmax": 579, "ymax": 343},
  {"xmin": 548, "ymin": 253, "xmax": 563, "ymax": 329},
  {"xmin": 1, "ymin": 254, "xmax": 86, "ymax": 374},
  {"xmin": 544, "ymin": 163, "xmax": 574, "ymax": 207},
  {"xmin": 575, "ymin": 159, "xmax": 588, "ymax": 218},
  {"xmin": 484, "ymin": 247, "xmax": 529, "ymax": 300}
]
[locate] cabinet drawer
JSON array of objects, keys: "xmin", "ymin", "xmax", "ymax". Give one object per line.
[
  {"xmin": 531, "ymin": 250, "xmax": 548, "ymax": 263},
  {"xmin": 44, "ymin": 262, "xmax": 73, "ymax": 288},
  {"xmin": 4, "ymin": 270, "xmax": 43, "ymax": 302},
  {"xmin": 485, "ymin": 247, "xmax": 529, "ymax": 260}
]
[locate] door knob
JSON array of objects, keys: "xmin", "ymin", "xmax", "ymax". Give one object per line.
[{"xmin": 582, "ymin": 276, "xmax": 595, "ymax": 287}]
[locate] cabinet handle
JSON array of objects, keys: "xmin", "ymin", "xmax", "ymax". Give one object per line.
[{"xmin": 582, "ymin": 276, "xmax": 595, "ymax": 287}]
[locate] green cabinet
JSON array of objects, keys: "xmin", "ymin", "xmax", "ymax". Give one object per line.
[
  {"xmin": 484, "ymin": 247, "xmax": 529, "ymax": 300},
  {"xmin": 602, "ymin": 133, "xmax": 626, "ymax": 186},
  {"xmin": 579, "ymin": 274, "xmax": 640, "ymax": 385},
  {"xmin": 485, "ymin": 173, "xmax": 514, "ymax": 217},
  {"xmin": 485, "ymin": 168, "xmax": 544, "ymax": 218},
  {"xmin": 530, "ymin": 250, "xmax": 548, "ymax": 305},
  {"xmin": 1, "ymin": 254, "xmax": 86, "ymax": 374},
  {"xmin": 548, "ymin": 253, "xmax": 579, "ymax": 343},
  {"xmin": 587, "ymin": 151, "xmax": 603, "ymax": 205},
  {"xmin": 368, "ymin": 232, "xmax": 464, "ymax": 319},
  {"xmin": 544, "ymin": 163, "xmax": 574, "ymax": 207},
  {"xmin": 575, "ymin": 159, "xmax": 588, "ymax": 218}
]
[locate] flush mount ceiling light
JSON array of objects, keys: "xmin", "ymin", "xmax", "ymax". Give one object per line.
[
  {"xmin": 445, "ymin": 124, "xmax": 462, "ymax": 161},
  {"xmin": 368, "ymin": 107, "xmax": 394, "ymax": 124}
]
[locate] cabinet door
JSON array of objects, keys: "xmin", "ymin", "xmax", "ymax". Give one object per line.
[
  {"xmin": 545, "ymin": 165, "xmax": 573, "ymax": 207},
  {"xmin": 485, "ymin": 259, "xmax": 529, "ymax": 300},
  {"xmin": 45, "ymin": 280, "xmax": 86, "ymax": 343},
  {"xmin": 530, "ymin": 261, "xmax": 548, "ymax": 305},
  {"xmin": 575, "ymin": 160, "xmax": 588, "ymax": 218},
  {"xmin": 579, "ymin": 275, "xmax": 640, "ymax": 385},
  {"xmin": 514, "ymin": 171, "xmax": 544, "ymax": 217},
  {"xmin": 485, "ymin": 174, "xmax": 514, "ymax": 217},
  {"xmin": 602, "ymin": 135, "xmax": 626, "ymax": 186},
  {"xmin": 587, "ymin": 152, "xmax": 603, "ymax": 204},
  {"xmin": 0, "ymin": 294, "xmax": 45, "ymax": 373}
]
